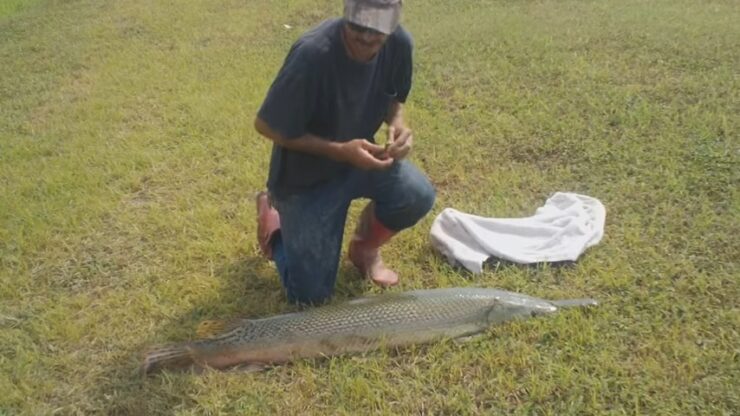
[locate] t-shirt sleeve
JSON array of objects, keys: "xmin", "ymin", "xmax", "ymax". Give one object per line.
[
  {"xmin": 393, "ymin": 28, "xmax": 414, "ymax": 103},
  {"xmin": 257, "ymin": 45, "xmax": 318, "ymax": 139}
]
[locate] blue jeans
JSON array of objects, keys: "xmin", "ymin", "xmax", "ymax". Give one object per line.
[{"xmin": 270, "ymin": 160, "xmax": 435, "ymax": 305}]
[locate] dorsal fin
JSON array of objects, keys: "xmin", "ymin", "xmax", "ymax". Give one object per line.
[
  {"xmin": 345, "ymin": 292, "xmax": 411, "ymax": 305},
  {"xmin": 195, "ymin": 318, "xmax": 251, "ymax": 339}
]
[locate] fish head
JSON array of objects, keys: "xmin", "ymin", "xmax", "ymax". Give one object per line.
[{"xmin": 485, "ymin": 296, "xmax": 558, "ymax": 325}]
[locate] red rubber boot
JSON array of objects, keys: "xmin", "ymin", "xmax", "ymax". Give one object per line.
[
  {"xmin": 348, "ymin": 202, "xmax": 399, "ymax": 287},
  {"xmin": 256, "ymin": 191, "xmax": 281, "ymax": 260}
]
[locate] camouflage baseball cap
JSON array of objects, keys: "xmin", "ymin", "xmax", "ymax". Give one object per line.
[{"xmin": 344, "ymin": 0, "xmax": 402, "ymax": 35}]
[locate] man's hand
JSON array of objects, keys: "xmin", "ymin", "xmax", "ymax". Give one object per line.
[
  {"xmin": 341, "ymin": 139, "xmax": 394, "ymax": 170},
  {"xmin": 386, "ymin": 125, "xmax": 413, "ymax": 160},
  {"xmin": 255, "ymin": 118, "xmax": 393, "ymax": 169}
]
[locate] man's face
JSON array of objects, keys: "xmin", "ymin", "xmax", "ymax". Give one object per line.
[{"xmin": 343, "ymin": 21, "xmax": 389, "ymax": 61}]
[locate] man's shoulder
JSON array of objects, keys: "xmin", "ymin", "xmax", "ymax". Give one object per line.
[
  {"xmin": 389, "ymin": 24, "xmax": 413, "ymax": 50},
  {"xmin": 290, "ymin": 18, "xmax": 341, "ymax": 63}
]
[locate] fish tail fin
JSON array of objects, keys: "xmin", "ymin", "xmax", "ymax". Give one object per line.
[
  {"xmin": 551, "ymin": 298, "xmax": 599, "ymax": 309},
  {"xmin": 141, "ymin": 344, "xmax": 196, "ymax": 376}
]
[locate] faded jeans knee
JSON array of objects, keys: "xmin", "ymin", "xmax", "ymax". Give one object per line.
[{"xmin": 375, "ymin": 166, "xmax": 436, "ymax": 231}]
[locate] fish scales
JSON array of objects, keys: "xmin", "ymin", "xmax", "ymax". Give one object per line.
[
  {"xmin": 215, "ymin": 289, "xmax": 495, "ymax": 345},
  {"xmin": 142, "ymin": 288, "xmax": 597, "ymax": 374}
]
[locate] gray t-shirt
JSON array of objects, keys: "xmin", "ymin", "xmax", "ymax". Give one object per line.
[{"xmin": 258, "ymin": 18, "xmax": 413, "ymax": 193}]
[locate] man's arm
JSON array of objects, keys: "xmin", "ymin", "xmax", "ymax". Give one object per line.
[
  {"xmin": 385, "ymin": 100, "xmax": 406, "ymax": 128},
  {"xmin": 254, "ymin": 117, "xmax": 393, "ymax": 170},
  {"xmin": 384, "ymin": 100, "xmax": 413, "ymax": 160}
]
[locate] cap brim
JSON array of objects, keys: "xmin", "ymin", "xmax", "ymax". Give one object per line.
[{"xmin": 344, "ymin": 3, "xmax": 400, "ymax": 35}]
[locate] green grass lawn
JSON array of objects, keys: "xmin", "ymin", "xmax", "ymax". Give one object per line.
[
  {"xmin": 0, "ymin": 0, "xmax": 39, "ymax": 19},
  {"xmin": 1, "ymin": 0, "xmax": 738, "ymax": 414}
]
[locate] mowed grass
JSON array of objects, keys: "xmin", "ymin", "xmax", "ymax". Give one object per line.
[
  {"xmin": 0, "ymin": 0, "xmax": 40, "ymax": 19},
  {"xmin": 1, "ymin": 0, "xmax": 738, "ymax": 414}
]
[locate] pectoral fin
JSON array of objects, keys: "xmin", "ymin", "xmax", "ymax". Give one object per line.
[
  {"xmin": 454, "ymin": 334, "xmax": 486, "ymax": 344},
  {"xmin": 229, "ymin": 363, "xmax": 268, "ymax": 373}
]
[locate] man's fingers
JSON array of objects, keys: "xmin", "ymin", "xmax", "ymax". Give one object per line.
[
  {"xmin": 388, "ymin": 132, "xmax": 412, "ymax": 159},
  {"xmin": 397, "ymin": 128, "xmax": 412, "ymax": 142},
  {"xmin": 387, "ymin": 129, "xmax": 411, "ymax": 151},
  {"xmin": 388, "ymin": 147, "xmax": 409, "ymax": 160},
  {"xmin": 363, "ymin": 154, "xmax": 394, "ymax": 170},
  {"xmin": 388, "ymin": 134, "xmax": 412, "ymax": 155},
  {"xmin": 376, "ymin": 158, "xmax": 395, "ymax": 168},
  {"xmin": 350, "ymin": 140, "xmax": 391, "ymax": 169},
  {"xmin": 361, "ymin": 140, "xmax": 386, "ymax": 154}
]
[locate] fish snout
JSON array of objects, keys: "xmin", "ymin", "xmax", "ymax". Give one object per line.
[
  {"xmin": 486, "ymin": 301, "xmax": 558, "ymax": 324},
  {"xmin": 531, "ymin": 303, "xmax": 558, "ymax": 317}
]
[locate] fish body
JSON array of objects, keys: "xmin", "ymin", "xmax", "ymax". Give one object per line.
[{"xmin": 142, "ymin": 288, "xmax": 596, "ymax": 374}]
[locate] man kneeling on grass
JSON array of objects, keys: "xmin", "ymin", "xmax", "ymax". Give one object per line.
[{"xmin": 254, "ymin": 0, "xmax": 435, "ymax": 305}]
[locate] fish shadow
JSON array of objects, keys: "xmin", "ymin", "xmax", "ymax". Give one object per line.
[
  {"xmin": 84, "ymin": 255, "xmax": 287, "ymax": 414},
  {"xmin": 86, "ymin": 248, "xmax": 590, "ymax": 413},
  {"xmin": 87, "ymin": 253, "xmax": 384, "ymax": 413}
]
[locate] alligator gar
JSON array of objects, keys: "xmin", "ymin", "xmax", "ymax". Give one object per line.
[{"xmin": 142, "ymin": 288, "xmax": 597, "ymax": 375}]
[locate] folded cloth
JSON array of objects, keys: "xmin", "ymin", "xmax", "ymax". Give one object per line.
[{"xmin": 430, "ymin": 192, "xmax": 606, "ymax": 273}]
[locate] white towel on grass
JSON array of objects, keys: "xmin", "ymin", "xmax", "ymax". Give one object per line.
[{"xmin": 430, "ymin": 192, "xmax": 606, "ymax": 273}]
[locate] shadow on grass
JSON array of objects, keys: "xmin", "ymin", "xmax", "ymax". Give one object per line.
[
  {"xmin": 426, "ymin": 249, "xmax": 578, "ymax": 277},
  {"xmin": 484, "ymin": 257, "xmax": 577, "ymax": 272},
  {"xmin": 86, "ymin": 255, "xmax": 375, "ymax": 414},
  {"xmin": 81, "ymin": 255, "xmax": 276, "ymax": 413},
  {"xmin": 81, "ymin": 248, "xmax": 584, "ymax": 413}
]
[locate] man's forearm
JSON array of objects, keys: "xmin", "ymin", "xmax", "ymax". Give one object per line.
[
  {"xmin": 254, "ymin": 117, "xmax": 346, "ymax": 162},
  {"xmin": 385, "ymin": 100, "xmax": 406, "ymax": 128}
]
